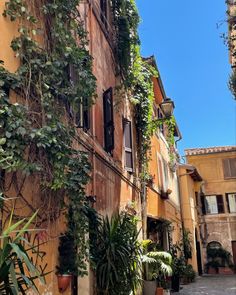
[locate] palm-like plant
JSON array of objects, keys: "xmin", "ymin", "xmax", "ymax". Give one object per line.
[
  {"xmin": 89, "ymin": 211, "xmax": 142, "ymax": 295},
  {"xmin": 142, "ymin": 240, "xmax": 172, "ymax": 281},
  {"xmin": 0, "ymin": 210, "xmax": 47, "ymax": 294}
]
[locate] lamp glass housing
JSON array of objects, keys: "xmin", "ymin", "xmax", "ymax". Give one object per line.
[{"xmin": 160, "ymin": 99, "xmax": 175, "ymax": 118}]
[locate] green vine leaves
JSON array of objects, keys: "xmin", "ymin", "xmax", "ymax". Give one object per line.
[{"xmin": 0, "ymin": 0, "xmax": 96, "ymax": 276}]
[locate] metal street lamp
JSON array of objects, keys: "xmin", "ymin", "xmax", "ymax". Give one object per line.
[{"xmin": 160, "ymin": 98, "xmax": 175, "ymax": 118}]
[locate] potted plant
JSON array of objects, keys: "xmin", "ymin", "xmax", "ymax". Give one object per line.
[
  {"xmin": 142, "ymin": 240, "xmax": 172, "ymax": 295},
  {"xmin": 170, "ymin": 244, "xmax": 186, "ymax": 292},
  {"xmin": 56, "ymin": 232, "xmax": 77, "ymax": 293},
  {"xmin": 160, "ymin": 189, "xmax": 172, "ymax": 200},
  {"xmin": 182, "ymin": 264, "xmax": 196, "ymax": 284}
]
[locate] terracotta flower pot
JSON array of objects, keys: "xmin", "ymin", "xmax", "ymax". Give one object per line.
[
  {"xmin": 156, "ymin": 287, "xmax": 164, "ymax": 295},
  {"xmin": 143, "ymin": 280, "xmax": 156, "ymax": 295},
  {"xmin": 57, "ymin": 274, "xmax": 72, "ymax": 293}
]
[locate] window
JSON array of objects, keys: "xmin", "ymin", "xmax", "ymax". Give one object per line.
[
  {"xmin": 123, "ymin": 119, "xmax": 133, "ymax": 172},
  {"xmin": 156, "ymin": 153, "xmax": 169, "ymax": 191},
  {"xmin": 202, "ymin": 195, "xmax": 224, "ymax": 215},
  {"xmin": 75, "ymin": 97, "xmax": 90, "ymax": 132},
  {"xmin": 162, "ymin": 158, "xmax": 169, "ymax": 191},
  {"xmin": 103, "ymin": 87, "xmax": 114, "ymax": 154},
  {"xmin": 67, "ymin": 65, "xmax": 90, "ymax": 131},
  {"xmin": 100, "ymin": 0, "xmax": 108, "ymax": 28},
  {"xmin": 222, "ymin": 158, "xmax": 236, "ymax": 179},
  {"xmin": 226, "ymin": 193, "xmax": 236, "ymax": 213},
  {"xmin": 157, "ymin": 108, "xmax": 164, "ymax": 134}
]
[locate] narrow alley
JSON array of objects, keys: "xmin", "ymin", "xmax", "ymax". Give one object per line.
[{"xmin": 175, "ymin": 275, "xmax": 236, "ymax": 295}]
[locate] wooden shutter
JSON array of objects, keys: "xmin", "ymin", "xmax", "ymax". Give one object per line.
[
  {"xmin": 100, "ymin": 0, "xmax": 108, "ymax": 28},
  {"xmin": 103, "ymin": 88, "xmax": 114, "ymax": 153},
  {"xmin": 201, "ymin": 195, "xmax": 206, "ymax": 215},
  {"xmin": 124, "ymin": 119, "xmax": 133, "ymax": 172},
  {"xmin": 223, "ymin": 158, "xmax": 236, "ymax": 178},
  {"xmin": 229, "ymin": 158, "xmax": 236, "ymax": 177},
  {"xmin": 216, "ymin": 195, "xmax": 224, "ymax": 213},
  {"xmin": 157, "ymin": 154, "xmax": 164, "ymax": 189}
]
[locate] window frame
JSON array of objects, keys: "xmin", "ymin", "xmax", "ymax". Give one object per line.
[
  {"xmin": 103, "ymin": 87, "xmax": 114, "ymax": 154},
  {"xmin": 203, "ymin": 195, "xmax": 225, "ymax": 215},
  {"xmin": 123, "ymin": 118, "xmax": 134, "ymax": 173},
  {"xmin": 226, "ymin": 192, "xmax": 236, "ymax": 213},
  {"xmin": 222, "ymin": 158, "xmax": 236, "ymax": 179}
]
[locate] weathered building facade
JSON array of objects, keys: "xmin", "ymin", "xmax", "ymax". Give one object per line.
[
  {"xmin": 145, "ymin": 57, "xmax": 182, "ymax": 250},
  {"xmin": 178, "ymin": 164, "xmax": 203, "ymax": 274},
  {"xmin": 186, "ymin": 146, "xmax": 236, "ymax": 272},
  {"xmin": 0, "ymin": 0, "xmax": 142, "ymax": 294}
]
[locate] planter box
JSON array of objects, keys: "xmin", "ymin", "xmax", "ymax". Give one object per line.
[
  {"xmin": 156, "ymin": 287, "xmax": 164, "ymax": 295},
  {"xmin": 143, "ymin": 281, "xmax": 156, "ymax": 295},
  {"xmin": 207, "ymin": 267, "xmax": 234, "ymax": 275},
  {"xmin": 207, "ymin": 267, "xmax": 218, "ymax": 274},
  {"xmin": 218, "ymin": 267, "xmax": 234, "ymax": 275}
]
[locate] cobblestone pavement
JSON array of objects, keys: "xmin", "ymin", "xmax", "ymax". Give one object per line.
[{"xmin": 173, "ymin": 275, "xmax": 236, "ymax": 295}]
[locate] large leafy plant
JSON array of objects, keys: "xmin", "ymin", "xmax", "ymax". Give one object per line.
[
  {"xmin": 0, "ymin": 211, "xmax": 47, "ymax": 294},
  {"xmin": 89, "ymin": 211, "xmax": 141, "ymax": 295},
  {"xmin": 141, "ymin": 240, "xmax": 172, "ymax": 282}
]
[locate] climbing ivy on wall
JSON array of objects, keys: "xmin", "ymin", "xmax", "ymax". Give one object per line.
[
  {"xmin": 111, "ymin": 0, "xmax": 176, "ymax": 176},
  {"xmin": 0, "ymin": 0, "xmax": 96, "ymax": 276}
]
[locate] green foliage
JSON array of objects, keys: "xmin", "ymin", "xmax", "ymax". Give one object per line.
[
  {"xmin": 111, "ymin": 1, "xmax": 176, "ymax": 180},
  {"xmin": 1, "ymin": 0, "xmax": 96, "ymax": 276},
  {"xmin": 89, "ymin": 211, "xmax": 142, "ymax": 295},
  {"xmin": 206, "ymin": 245, "xmax": 234, "ymax": 268},
  {"xmin": 228, "ymin": 69, "xmax": 236, "ymax": 100},
  {"xmin": 169, "ymin": 244, "xmax": 186, "ymax": 277},
  {"xmin": 142, "ymin": 240, "xmax": 172, "ymax": 282},
  {"xmin": 57, "ymin": 232, "xmax": 77, "ymax": 275},
  {"xmin": 181, "ymin": 228, "xmax": 192, "ymax": 261},
  {"xmin": 111, "ymin": 0, "xmax": 140, "ymax": 81},
  {"xmin": 0, "ymin": 211, "xmax": 47, "ymax": 294},
  {"xmin": 182, "ymin": 264, "xmax": 196, "ymax": 283}
]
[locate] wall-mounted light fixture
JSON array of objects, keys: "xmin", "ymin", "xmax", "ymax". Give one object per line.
[{"xmin": 160, "ymin": 98, "xmax": 175, "ymax": 118}]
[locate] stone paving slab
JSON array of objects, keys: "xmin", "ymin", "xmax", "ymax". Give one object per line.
[{"xmin": 172, "ymin": 275, "xmax": 236, "ymax": 295}]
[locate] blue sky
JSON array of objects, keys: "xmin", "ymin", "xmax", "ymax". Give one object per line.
[{"xmin": 136, "ymin": 0, "xmax": 236, "ymax": 157}]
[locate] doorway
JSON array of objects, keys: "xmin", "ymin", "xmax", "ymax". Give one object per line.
[
  {"xmin": 232, "ymin": 241, "xmax": 236, "ymax": 272},
  {"xmin": 195, "ymin": 230, "xmax": 203, "ymax": 275}
]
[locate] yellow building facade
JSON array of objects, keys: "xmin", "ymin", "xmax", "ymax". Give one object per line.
[
  {"xmin": 146, "ymin": 57, "xmax": 182, "ymax": 250},
  {"xmin": 178, "ymin": 164, "xmax": 203, "ymax": 274},
  {"xmin": 186, "ymin": 146, "xmax": 236, "ymax": 272}
]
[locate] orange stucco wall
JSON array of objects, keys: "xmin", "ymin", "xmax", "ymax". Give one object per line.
[
  {"xmin": 0, "ymin": 1, "xmax": 142, "ymax": 294},
  {"xmin": 147, "ymin": 75, "xmax": 182, "ymax": 246}
]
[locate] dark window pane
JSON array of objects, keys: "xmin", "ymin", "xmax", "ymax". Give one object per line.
[
  {"xmin": 216, "ymin": 195, "xmax": 224, "ymax": 213},
  {"xmin": 201, "ymin": 195, "xmax": 206, "ymax": 215},
  {"xmin": 103, "ymin": 88, "xmax": 114, "ymax": 153}
]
